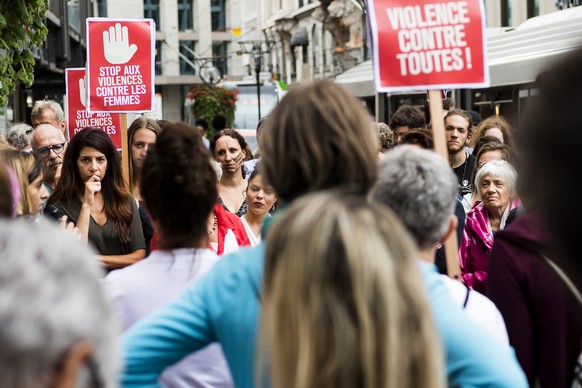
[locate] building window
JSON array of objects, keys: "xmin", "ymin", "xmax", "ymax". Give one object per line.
[
  {"xmin": 500, "ymin": 0, "xmax": 512, "ymax": 27},
  {"xmin": 212, "ymin": 41, "xmax": 228, "ymax": 75},
  {"xmin": 180, "ymin": 40, "xmax": 196, "ymax": 75},
  {"xmin": 211, "ymin": 0, "xmax": 226, "ymax": 31},
  {"xmin": 155, "ymin": 40, "xmax": 162, "ymax": 75},
  {"xmin": 144, "ymin": 0, "xmax": 161, "ymax": 31},
  {"xmin": 527, "ymin": 0, "xmax": 540, "ymax": 18},
  {"xmin": 178, "ymin": 0, "xmax": 194, "ymax": 31},
  {"xmin": 97, "ymin": 0, "xmax": 107, "ymax": 17},
  {"xmin": 68, "ymin": 0, "xmax": 81, "ymax": 32}
]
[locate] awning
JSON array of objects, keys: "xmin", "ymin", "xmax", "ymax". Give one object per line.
[
  {"xmin": 334, "ymin": 59, "xmax": 374, "ymax": 97},
  {"xmin": 486, "ymin": 6, "xmax": 582, "ymax": 87}
]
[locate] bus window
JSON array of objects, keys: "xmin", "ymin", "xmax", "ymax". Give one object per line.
[
  {"xmin": 234, "ymin": 84, "xmax": 278, "ymax": 130},
  {"xmin": 471, "ymin": 88, "xmax": 518, "ymax": 124}
]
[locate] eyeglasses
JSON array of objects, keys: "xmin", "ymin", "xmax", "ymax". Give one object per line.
[{"xmin": 36, "ymin": 143, "xmax": 66, "ymax": 158}]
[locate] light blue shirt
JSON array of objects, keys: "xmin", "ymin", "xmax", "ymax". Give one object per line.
[{"xmin": 121, "ymin": 245, "xmax": 527, "ymax": 388}]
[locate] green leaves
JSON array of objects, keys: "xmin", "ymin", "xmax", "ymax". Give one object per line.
[{"xmin": 0, "ymin": 0, "xmax": 49, "ymax": 105}]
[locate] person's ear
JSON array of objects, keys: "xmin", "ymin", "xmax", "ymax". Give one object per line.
[{"xmin": 52, "ymin": 340, "xmax": 93, "ymax": 388}]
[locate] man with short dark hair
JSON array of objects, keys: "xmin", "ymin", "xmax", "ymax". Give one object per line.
[
  {"xmin": 389, "ymin": 104, "xmax": 425, "ymax": 145},
  {"xmin": 445, "ymin": 109, "xmax": 475, "ymax": 207}
]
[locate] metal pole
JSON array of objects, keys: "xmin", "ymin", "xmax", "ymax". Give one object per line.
[{"xmin": 255, "ymin": 48, "xmax": 262, "ymax": 122}]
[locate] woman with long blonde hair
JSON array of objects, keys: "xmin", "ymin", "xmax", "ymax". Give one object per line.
[{"xmin": 261, "ymin": 191, "xmax": 445, "ymax": 388}]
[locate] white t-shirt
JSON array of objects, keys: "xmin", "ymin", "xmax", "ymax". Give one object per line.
[
  {"xmin": 104, "ymin": 248, "xmax": 234, "ymax": 388},
  {"xmin": 240, "ymin": 215, "xmax": 261, "ymax": 247},
  {"xmin": 440, "ymin": 275, "xmax": 510, "ymax": 347}
]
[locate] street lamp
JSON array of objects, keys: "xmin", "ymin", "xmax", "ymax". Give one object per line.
[{"xmin": 238, "ymin": 40, "xmax": 275, "ymax": 123}]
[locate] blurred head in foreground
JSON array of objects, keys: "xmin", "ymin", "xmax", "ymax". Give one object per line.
[{"xmin": 0, "ymin": 221, "xmax": 120, "ymax": 387}]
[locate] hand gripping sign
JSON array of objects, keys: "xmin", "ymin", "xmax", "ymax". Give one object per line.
[
  {"xmin": 66, "ymin": 68, "xmax": 123, "ymax": 149},
  {"xmin": 86, "ymin": 18, "xmax": 155, "ymax": 113},
  {"xmin": 366, "ymin": 0, "xmax": 489, "ymax": 92}
]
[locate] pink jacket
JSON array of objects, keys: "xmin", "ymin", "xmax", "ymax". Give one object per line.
[{"xmin": 459, "ymin": 199, "xmax": 521, "ymax": 294}]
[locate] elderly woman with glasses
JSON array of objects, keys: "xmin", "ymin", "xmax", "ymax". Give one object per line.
[{"xmin": 459, "ymin": 160, "xmax": 521, "ymax": 295}]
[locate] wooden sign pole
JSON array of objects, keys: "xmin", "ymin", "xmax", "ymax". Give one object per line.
[
  {"xmin": 428, "ymin": 89, "xmax": 462, "ymax": 281},
  {"xmin": 120, "ymin": 113, "xmax": 130, "ymax": 191}
]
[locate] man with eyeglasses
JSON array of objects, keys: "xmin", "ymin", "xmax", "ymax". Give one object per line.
[{"xmin": 31, "ymin": 124, "xmax": 68, "ymax": 195}]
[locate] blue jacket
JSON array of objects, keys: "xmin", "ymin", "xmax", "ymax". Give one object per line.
[{"xmin": 121, "ymin": 245, "xmax": 527, "ymax": 388}]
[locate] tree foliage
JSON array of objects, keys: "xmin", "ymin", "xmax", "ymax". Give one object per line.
[{"xmin": 0, "ymin": 0, "xmax": 49, "ymax": 106}]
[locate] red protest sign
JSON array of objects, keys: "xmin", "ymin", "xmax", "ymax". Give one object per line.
[
  {"xmin": 366, "ymin": 0, "xmax": 489, "ymax": 92},
  {"xmin": 66, "ymin": 68, "xmax": 123, "ymax": 149},
  {"xmin": 86, "ymin": 18, "xmax": 155, "ymax": 113}
]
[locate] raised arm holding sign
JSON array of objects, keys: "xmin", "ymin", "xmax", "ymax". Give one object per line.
[
  {"xmin": 366, "ymin": 0, "xmax": 490, "ymax": 280},
  {"xmin": 367, "ymin": 0, "xmax": 488, "ymax": 92}
]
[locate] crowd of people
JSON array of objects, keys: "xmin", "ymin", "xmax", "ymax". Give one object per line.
[{"xmin": 0, "ymin": 47, "xmax": 581, "ymax": 388}]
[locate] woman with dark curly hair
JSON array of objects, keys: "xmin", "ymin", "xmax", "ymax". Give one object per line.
[
  {"xmin": 147, "ymin": 126, "xmax": 250, "ymax": 256},
  {"xmin": 105, "ymin": 122, "xmax": 234, "ymax": 386},
  {"xmin": 48, "ymin": 128, "xmax": 145, "ymax": 270}
]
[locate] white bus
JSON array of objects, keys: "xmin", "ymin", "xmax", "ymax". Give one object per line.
[{"xmin": 226, "ymin": 77, "xmax": 281, "ymax": 131}]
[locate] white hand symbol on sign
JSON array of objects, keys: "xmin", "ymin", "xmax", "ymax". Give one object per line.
[
  {"xmin": 103, "ymin": 23, "xmax": 138, "ymax": 64},
  {"xmin": 79, "ymin": 76, "xmax": 86, "ymax": 108}
]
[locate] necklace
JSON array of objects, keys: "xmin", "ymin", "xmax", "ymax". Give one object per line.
[
  {"xmin": 451, "ymin": 152, "xmax": 470, "ymax": 192},
  {"xmin": 459, "ymin": 152, "xmax": 469, "ymax": 187},
  {"xmin": 207, "ymin": 214, "xmax": 218, "ymax": 234}
]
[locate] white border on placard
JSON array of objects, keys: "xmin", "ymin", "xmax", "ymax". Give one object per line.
[
  {"xmin": 86, "ymin": 17, "xmax": 156, "ymax": 113},
  {"xmin": 367, "ymin": 0, "xmax": 490, "ymax": 93},
  {"xmin": 64, "ymin": 68, "xmax": 86, "ymax": 139}
]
